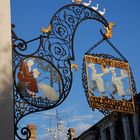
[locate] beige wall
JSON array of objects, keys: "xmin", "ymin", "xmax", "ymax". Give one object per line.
[{"xmin": 0, "ymin": 0, "xmax": 14, "ymax": 139}]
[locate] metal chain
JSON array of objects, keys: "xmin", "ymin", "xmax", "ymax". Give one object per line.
[
  {"xmin": 86, "ymin": 37, "xmax": 128, "ymax": 63},
  {"xmin": 105, "ymin": 39, "xmax": 128, "ymax": 62},
  {"xmin": 86, "ymin": 38, "xmax": 105, "ymax": 54}
]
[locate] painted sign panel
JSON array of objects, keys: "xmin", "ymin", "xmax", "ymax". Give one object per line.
[
  {"xmin": 15, "ymin": 57, "xmax": 63, "ymax": 108},
  {"xmin": 85, "ymin": 55, "xmax": 135, "ymax": 113}
]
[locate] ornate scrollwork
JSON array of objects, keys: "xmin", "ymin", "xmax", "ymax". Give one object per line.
[
  {"xmin": 12, "ymin": 3, "xmax": 110, "ymax": 139},
  {"xmin": 13, "ymin": 38, "xmax": 27, "ymax": 51},
  {"xmin": 15, "ymin": 126, "xmax": 31, "ymax": 140}
]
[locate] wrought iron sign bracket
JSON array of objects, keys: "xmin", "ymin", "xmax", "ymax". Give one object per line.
[{"xmin": 11, "ymin": 3, "xmax": 137, "ymax": 139}]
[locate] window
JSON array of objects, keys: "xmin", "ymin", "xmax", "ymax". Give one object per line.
[
  {"xmin": 115, "ymin": 119, "xmax": 125, "ymax": 140},
  {"xmin": 103, "ymin": 127, "xmax": 111, "ymax": 140}
]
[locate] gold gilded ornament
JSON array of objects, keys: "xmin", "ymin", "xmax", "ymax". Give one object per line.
[
  {"xmin": 71, "ymin": 63, "xmax": 78, "ymax": 71},
  {"xmin": 103, "ymin": 22, "xmax": 115, "ymax": 39},
  {"xmin": 41, "ymin": 24, "xmax": 52, "ymax": 34},
  {"xmin": 72, "ymin": 0, "xmax": 82, "ymax": 4}
]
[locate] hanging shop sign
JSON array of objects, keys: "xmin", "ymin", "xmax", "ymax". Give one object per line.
[
  {"xmin": 15, "ymin": 57, "xmax": 63, "ymax": 108},
  {"xmin": 83, "ymin": 54, "xmax": 135, "ymax": 114}
]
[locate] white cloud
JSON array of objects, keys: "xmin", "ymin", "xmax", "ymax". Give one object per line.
[
  {"xmin": 38, "ymin": 131, "xmax": 67, "ymax": 140},
  {"xmin": 37, "ymin": 122, "xmax": 92, "ymax": 139},
  {"xmin": 40, "ymin": 124, "xmax": 46, "ymax": 129},
  {"xmin": 60, "ymin": 104, "xmax": 81, "ymax": 114},
  {"xmin": 37, "ymin": 133, "xmax": 48, "ymax": 140},
  {"xmin": 74, "ymin": 122, "xmax": 92, "ymax": 136},
  {"xmin": 20, "ymin": 106, "xmax": 104, "ymax": 140},
  {"xmin": 70, "ymin": 114, "xmax": 94, "ymax": 122}
]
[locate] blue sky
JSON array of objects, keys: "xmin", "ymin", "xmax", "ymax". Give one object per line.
[{"xmin": 11, "ymin": 0, "xmax": 140, "ymax": 139}]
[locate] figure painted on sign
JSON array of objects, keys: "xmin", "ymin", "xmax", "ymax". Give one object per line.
[
  {"xmin": 38, "ymin": 82, "xmax": 58, "ymax": 101},
  {"xmin": 109, "ymin": 67, "xmax": 128, "ymax": 100},
  {"xmin": 17, "ymin": 59, "xmax": 40, "ymax": 98},
  {"xmin": 88, "ymin": 63, "xmax": 109, "ymax": 98},
  {"xmin": 27, "ymin": 68, "xmax": 40, "ymax": 97}
]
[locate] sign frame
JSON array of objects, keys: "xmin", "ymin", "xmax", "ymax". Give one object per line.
[{"xmin": 83, "ymin": 54, "xmax": 136, "ymax": 114}]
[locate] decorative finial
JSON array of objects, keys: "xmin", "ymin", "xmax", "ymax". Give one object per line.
[
  {"xmin": 98, "ymin": 8, "xmax": 106, "ymax": 16},
  {"xmin": 91, "ymin": 3, "xmax": 99, "ymax": 11},
  {"xmin": 72, "ymin": 0, "xmax": 82, "ymax": 4},
  {"xmin": 100, "ymin": 22, "xmax": 115, "ymax": 39},
  {"xmin": 41, "ymin": 24, "xmax": 52, "ymax": 34},
  {"xmin": 71, "ymin": 63, "xmax": 78, "ymax": 71},
  {"xmin": 82, "ymin": 0, "xmax": 92, "ymax": 7}
]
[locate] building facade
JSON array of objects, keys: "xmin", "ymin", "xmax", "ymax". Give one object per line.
[{"xmin": 75, "ymin": 93, "xmax": 140, "ymax": 140}]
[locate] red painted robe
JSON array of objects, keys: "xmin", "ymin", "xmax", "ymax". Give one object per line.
[{"xmin": 17, "ymin": 61, "xmax": 38, "ymax": 93}]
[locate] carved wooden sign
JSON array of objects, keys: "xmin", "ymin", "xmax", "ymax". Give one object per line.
[{"xmin": 84, "ymin": 55, "xmax": 135, "ymax": 113}]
